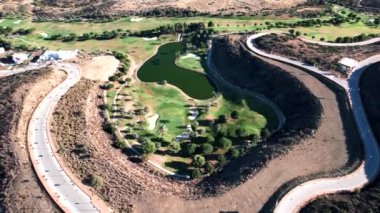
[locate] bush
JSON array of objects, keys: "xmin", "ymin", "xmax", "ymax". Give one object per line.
[
  {"xmin": 218, "ymin": 115, "xmax": 227, "ymax": 123},
  {"xmin": 231, "ymin": 110, "xmax": 239, "ymax": 119},
  {"xmin": 217, "ymin": 154, "xmax": 227, "ymax": 165},
  {"xmin": 108, "ymin": 75, "xmax": 120, "ymax": 82},
  {"xmin": 168, "ymin": 141, "xmax": 181, "ymax": 154},
  {"xmin": 142, "ymin": 141, "xmax": 157, "ymax": 155},
  {"xmin": 205, "ymin": 162, "xmax": 214, "ymax": 174},
  {"xmin": 191, "ymin": 168, "xmax": 202, "ymax": 179},
  {"xmin": 90, "ymin": 175, "xmax": 104, "ymax": 189},
  {"xmin": 229, "ymin": 147, "xmax": 240, "ymax": 159},
  {"xmin": 192, "ymin": 155, "xmax": 206, "ymax": 167},
  {"xmin": 201, "ymin": 143, "xmax": 214, "ymax": 154},
  {"xmin": 184, "ymin": 143, "xmax": 197, "ymax": 156},
  {"xmin": 218, "ymin": 137, "xmax": 232, "ymax": 150},
  {"xmin": 103, "ymin": 83, "xmax": 114, "ymax": 90},
  {"xmin": 98, "ymin": 104, "xmax": 107, "ymax": 110},
  {"xmin": 103, "ymin": 122, "xmax": 116, "ymax": 134},
  {"xmin": 115, "ymin": 139, "xmax": 127, "ymax": 150}
]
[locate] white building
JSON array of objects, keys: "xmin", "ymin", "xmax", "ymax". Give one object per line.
[
  {"xmin": 338, "ymin": 57, "xmax": 358, "ymax": 73},
  {"xmin": 38, "ymin": 50, "xmax": 78, "ymax": 63}
]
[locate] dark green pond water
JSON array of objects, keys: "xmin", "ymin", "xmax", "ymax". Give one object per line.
[{"xmin": 137, "ymin": 42, "xmax": 215, "ymax": 100}]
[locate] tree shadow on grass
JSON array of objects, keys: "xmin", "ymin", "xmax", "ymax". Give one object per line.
[{"xmin": 165, "ymin": 161, "xmax": 190, "ymax": 175}]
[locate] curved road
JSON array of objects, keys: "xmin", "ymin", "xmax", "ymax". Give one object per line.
[
  {"xmin": 246, "ymin": 33, "xmax": 380, "ymax": 212},
  {"xmin": 28, "ymin": 63, "xmax": 110, "ymax": 212}
]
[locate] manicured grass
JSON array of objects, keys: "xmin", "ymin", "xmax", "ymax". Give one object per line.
[
  {"xmin": 294, "ymin": 22, "xmax": 380, "ymax": 41},
  {"xmin": 0, "ymin": 16, "xmax": 304, "ymax": 33},
  {"xmin": 210, "ymin": 97, "xmax": 267, "ymax": 136},
  {"xmin": 7, "ymin": 34, "xmax": 176, "ymax": 63},
  {"xmin": 131, "ymin": 83, "xmax": 188, "ymax": 139},
  {"xmin": 176, "ymin": 53, "xmax": 204, "ymax": 73}
]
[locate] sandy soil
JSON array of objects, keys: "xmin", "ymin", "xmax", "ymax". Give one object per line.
[
  {"xmin": 33, "ymin": 0, "xmax": 306, "ymax": 17},
  {"xmin": 80, "ymin": 55, "xmax": 119, "ymax": 81},
  {"xmin": 115, "ymin": 0, "xmax": 306, "ymax": 13},
  {"xmin": 0, "ymin": 68, "xmax": 65, "ymax": 212}
]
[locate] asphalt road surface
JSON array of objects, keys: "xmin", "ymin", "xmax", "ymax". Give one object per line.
[{"xmin": 28, "ymin": 63, "xmax": 102, "ymax": 212}]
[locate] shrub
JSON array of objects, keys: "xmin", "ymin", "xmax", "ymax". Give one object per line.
[
  {"xmin": 191, "ymin": 168, "xmax": 202, "ymax": 179},
  {"xmin": 184, "ymin": 143, "xmax": 197, "ymax": 156},
  {"xmin": 98, "ymin": 104, "xmax": 107, "ymax": 110},
  {"xmin": 205, "ymin": 162, "xmax": 214, "ymax": 174},
  {"xmin": 108, "ymin": 75, "xmax": 120, "ymax": 82},
  {"xmin": 218, "ymin": 115, "xmax": 227, "ymax": 123},
  {"xmin": 168, "ymin": 141, "xmax": 181, "ymax": 154},
  {"xmin": 115, "ymin": 139, "xmax": 127, "ymax": 150},
  {"xmin": 90, "ymin": 175, "xmax": 104, "ymax": 189},
  {"xmin": 229, "ymin": 147, "xmax": 240, "ymax": 159},
  {"xmin": 103, "ymin": 122, "xmax": 116, "ymax": 134},
  {"xmin": 201, "ymin": 143, "xmax": 214, "ymax": 154},
  {"xmin": 192, "ymin": 155, "xmax": 206, "ymax": 167},
  {"xmin": 103, "ymin": 83, "xmax": 114, "ymax": 90},
  {"xmin": 142, "ymin": 141, "xmax": 157, "ymax": 155},
  {"xmin": 218, "ymin": 137, "xmax": 232, "ymax": 150},
  {"xmin": 231, "ymin": 110, "xmax": 239, "ymax": 119},
  {"xmin": 217, "ymin": 154, "xmax": 227, "ymax": 165}
]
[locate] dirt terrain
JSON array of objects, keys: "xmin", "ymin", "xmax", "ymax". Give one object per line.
[
  {"xmin": 302, "ymin": 62, "xmax": 380, "ymax": 213},
  {"xmin": 0, "ymin": 68, "xmax": 65, "ymax": 212},
  {"xmin": 30, "ymin": 0, "xmax": 306, "ymax": 19},
  {"xmin": 80, "ymin": 55, "xmax": 119, "ymax": 81},
  {"xmin": 255, "ymin": 33, "xmax": 380, "ymax": 75}
]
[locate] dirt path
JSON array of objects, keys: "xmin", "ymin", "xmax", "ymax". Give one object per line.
[
  {"xmin": 1, "ymin": 68, "xmax": 66, "ymax": 212},
  {"xmin": 131, "ymin": 49, "xmax": 362, "ymax": 213}
]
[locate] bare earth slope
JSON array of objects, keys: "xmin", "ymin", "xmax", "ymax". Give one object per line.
[
  {"xmin": 0, "ymin": 68, "xmax": 65, "ymax": 212},
  {"xmin": 302, "ymin": 62, "xmax": 380, "ymax": 213},
  {"xmin": 32, "ymin": 0, "xmax": 306, "ymax": 18}
]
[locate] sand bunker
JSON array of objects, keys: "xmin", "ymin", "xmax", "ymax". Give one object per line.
[
  {"xmin": 131, "ymin": 17, "xmax": 144, "ymax": 22},
  {"xmin": 142, "ymin": 37, "xmax": 158, "ymax": 41},
  {"xmin": 181, "ymin": 53, "xmax": 200, "ymax": 60},
  {"xmin": 147, "ymin": 114, "xmax": 159, "ymax": 130}
]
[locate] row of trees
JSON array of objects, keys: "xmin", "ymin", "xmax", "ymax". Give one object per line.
[
  {"xmin": 335, "ymin": 33, "xmax": 380, "ymax": 43},
  {"xmin": 45, "ymin": 22, "xmax": 209, "ymax": 42}
]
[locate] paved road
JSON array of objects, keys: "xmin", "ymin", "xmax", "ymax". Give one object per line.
[
  {"xmin": 28, "ymin": 63, "xmax": 109, "ymax": 212},
  {"xmin": 0, "ymin": 62, "xmax": 50, "ymax": 77},
  {"xmin": 246, "ymin": 33, "xmax": 380, "ymax": 212}
]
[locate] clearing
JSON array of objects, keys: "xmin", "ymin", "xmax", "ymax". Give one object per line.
[{"xmin": 80, "ymin": 55, "xmax": 120, "ymax": 81}]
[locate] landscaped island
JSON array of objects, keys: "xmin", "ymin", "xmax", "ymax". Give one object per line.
[{"xmin": 105, "ymin": 40, "xmax": 270, "ymax": 178}]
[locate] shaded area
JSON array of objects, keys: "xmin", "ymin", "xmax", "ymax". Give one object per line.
[
  {"xmin": 301, "ymin": 62, "xmax": 380, "ymax": 213},
  {"xmin": 192, "ymin": 34, "xmax": 323, "ymax": 196},
  {"xmin": 137, "ymin": 42, "xmax": 215, "ymax": 100}
]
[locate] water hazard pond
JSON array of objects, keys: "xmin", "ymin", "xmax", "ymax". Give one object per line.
[{"xmin": 137, "ymin": 42, "xmax": 216, "ymax": 100}]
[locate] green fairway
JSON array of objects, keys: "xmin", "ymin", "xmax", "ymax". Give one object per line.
[
  {"xmin": 131, "ymin": 83, "xmax": 188, "ymax": 139},
  {"xmin": 210, "ymin": 97, "xmax": 267, "ymax": 137},
  {"xmin": 176, "ymin": 53, "xmax": 204, "ymax": 73}
]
